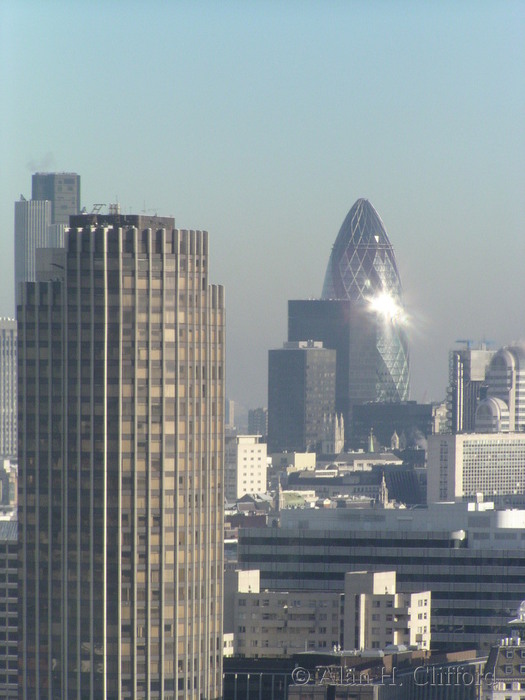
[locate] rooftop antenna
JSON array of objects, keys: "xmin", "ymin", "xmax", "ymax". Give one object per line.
[{"xmin": 91, "ymin": 203, "xmax": 106, "ymax": 214}]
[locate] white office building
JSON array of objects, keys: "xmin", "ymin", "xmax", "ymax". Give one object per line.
[
  {"xmin": 427, "ymin": 432, "xmax": 525, "ymax": 504},
  {"xmin": 225, "ymin": 435, "xmax": 267, "ymax": 502}
]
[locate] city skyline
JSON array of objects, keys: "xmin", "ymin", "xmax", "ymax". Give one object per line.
[{"xmin": 1, "ymin": 1, "xmax": 524, "ymax": 409}]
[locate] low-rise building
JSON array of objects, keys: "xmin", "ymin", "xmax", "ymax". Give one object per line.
[
  {"xmin": 238, "ymin": 499, "xmax": 525, "ymax": 651},
  {"xmin": 231, "ymin": 570, "xmax": 429, "ymax": 659},
  {"xmin": 344, "ymin": 571, "xmax": 431, "ymax": 651}
]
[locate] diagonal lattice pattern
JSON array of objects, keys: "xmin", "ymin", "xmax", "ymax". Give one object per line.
[{"xmin": 322, "ymin": 199, "xmax": 409, "ymax": 402}]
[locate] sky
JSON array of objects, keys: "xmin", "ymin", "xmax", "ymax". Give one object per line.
[{"xmin": 1, "ymin": 0, "xmax": 524, "ymax": 412}]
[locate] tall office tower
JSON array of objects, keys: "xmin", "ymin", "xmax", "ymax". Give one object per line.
[
  {"xmin": 447, "ymin": 343, "xmax": 494, "ymax": 433},
  {"xmin": 18, "ymin": 214, "xmax": 224, "ymax": 699},
  {"xmin": 321, "ymin": 198, "xmax": 409, "ymax": 405},
  {"xmin": 14, "ymin": 198, "xmax": 52, "ymax": 304},
  {"xmin": 268, "ymin": 341, "xmax": 336, "ymax": 453},
  {"xmin": 31, "ymin": 172, "xmax": 81, "ymax": 225},
  {"xmin": 0, "ymin": 320, "xmax": 17, "ymax": 460}
]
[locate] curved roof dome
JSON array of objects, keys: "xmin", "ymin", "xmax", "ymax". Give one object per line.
[
  {"xmin": 322, "ymin": 199, "xmax": 403, "ymax": 302},
  {"xmin": 320, "ymin": 199, "xmax": 410, "ymax": 403}
]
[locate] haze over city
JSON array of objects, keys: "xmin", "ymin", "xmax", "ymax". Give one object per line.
[{"xmin": 2, "ymin": 0, "xmax": 524, "ymax": 409}]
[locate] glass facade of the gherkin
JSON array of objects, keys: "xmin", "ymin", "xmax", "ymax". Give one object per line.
[{"xmin": 322, "ymin": 198, "xmax": 409, "ymax": 404}]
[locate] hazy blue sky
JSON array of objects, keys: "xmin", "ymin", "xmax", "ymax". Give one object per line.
[{"xmin": 1, "ymin": 0, "xmax": 524, "ymax": 409}]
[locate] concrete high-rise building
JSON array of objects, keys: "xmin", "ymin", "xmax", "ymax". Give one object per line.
[
  {"xmin": 0, "ymin": 320, "xmax": 17, "ymax": 460},
  {"xmin": 14, "ymin": 198, "xmax": 52, "ymax": 304},
  {"xmin": 225, "ymin": 435, "xmax": 267, "ymax": 502},
  {"xmin": 31, "ymin": 172, "xmax": 81, "ymax": 225},
  {"xmin": 447, "ymin": 343, "xmax": 494, "ymax": 433},
  {"xmin": 18, "ymin": 214, "xmax": 224, "ymax": 699},
  {"xmin": 268, "ymin": 341, "xmax": 336, "ymax": 453}
]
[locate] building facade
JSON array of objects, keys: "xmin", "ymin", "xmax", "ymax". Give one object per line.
[
  {"xmin": 0, "ymin": 320, "xmax": 17, "ymax": 460},
  {"xmin": 427, "ymin": 432, "xmax": 525, "ymax": 504},
  {"xmin": 344, "ymin": 571, "xmax": 430, "ymax": 651},
  {"xmin": 224, "ymin": 435, "xmax": 267, "ymax": 502},
  {"xmin": 475, "ymin": 345, "xmax": 525, "ymax": 433},
  {"xmin": 238, "ymin": 501, "xmax": 525, "ymax": 652},
  {"xmin": 230, "ymin": 569, "xmax": 429, "ymax": 659},
  {"xmin": 352, "ymin": 401, "xmax": 433, "ymax": 449},
  {"xmin": 0, "ymin": 519, "xmax": 17, "ymax": 699},
  {"xmin": 18, "ymin": 214, "xmax": 224, "ymax": 699},
  {"xmin": 31, "ymin": 172, "xmax": 81, "ymax": 225},
  {"xmin": 447, "ymin": 344, "xmax": 494, "ymax": 433},
  {"xmin": 14, "ymin": 198, "xmax": 52, "ymax": 304},
  {"xmin": 248, "ymin": 408, "xmax": 268, "ymax": 439},
  {"xmin": 268, "ymin": 341, "xmax": 336, "ymax": 453},
  {"xmin": 320, "ymin": 199, "xmax": 409, "ymax": 409}
]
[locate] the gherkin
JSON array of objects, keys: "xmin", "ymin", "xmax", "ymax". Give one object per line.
[{"xmin": 321, "ymin": 198, "xmax": 410, "ymax": 404}]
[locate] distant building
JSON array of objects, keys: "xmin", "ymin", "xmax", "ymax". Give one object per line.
[
  {"xmin": 432, "ymin": 401, "xmax": 448, "ymax": 434},
  {"xmin": 321, "ymin": 412, "xmax": 345, "ymax": 454},
  {"xmin": 238, "ymin": 500, "xmax": 525, "ymax": 651},
  {"xmin": 248, "ymin": 407, "xmax": 268, "ymax": 438},
  {"xmin": 268, "ymin": 341, "xmax": 336, "ymax": 453},
  {"xmin": 352, "ymin": 401, "xmax": 433, "ymax": 449},
  {"xmin": 321, "ymin": 199, "xmax": 410, "ymax": 406},
  {"xmin": 447, "ymin": 343, "xmax": 494, "ymax": 433},
  {"xmin": 224, "ymin": 569, "xmax": 260, "ymax": 636},
  {"xmin": 230, "ymin": 569, "xmax": 429, "ymax": 658},
  {"xmin": 270, "ymin": 452, "xmax": 316, "ymax": 473},
  {"xmin": 0, "ymin": 519, "xmax": 17, "ymax": 699},
  {"xmin": 31, "ymin": 171, "xmax": 81, "ymax": 225},
  {"xmin": 427, "ymin": 432, "xmax": 525, "ymax": 505},
  {"xmin": 475, "ymin": 344, "xmax": 525, "ymax": 433},
  {"xmin": 234, "ymin": 587, "xmax": 342, "ymax": 658},
  {"xmin": 0, "ymin": 320, "xmax": 17, "ymax": 460},
  {"xmin": 482, "ymin": 602, "xmax": 525, "ymax": 699},
  {"xmin": 344, "ymin": 571, "xmax": 430, "ymax": 651},
  {"xmin": 226, "ymin": 398, "xmax": 236, "ymax": 429},
  {"xmin": 14, "ymin": 198, "xmax": 52, "ymax": 304},
  {"xmin": 0, "ymin": 461, "xmax": 17, "ymax": 509},
  {"xmin": 225, "ymin": 435, "xmax": 267, "ymax": 502}
]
